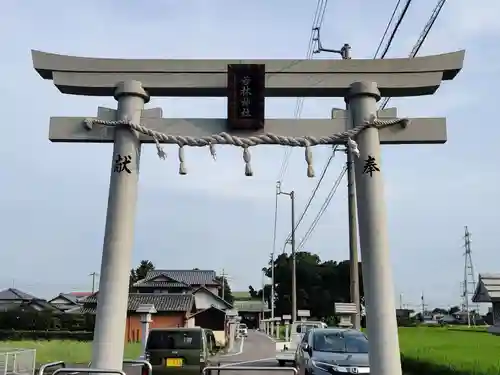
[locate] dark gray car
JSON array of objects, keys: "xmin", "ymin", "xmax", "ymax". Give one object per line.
[{"xmin": 295, "ymin": 328, "xmax": 370, "ymax": 374}]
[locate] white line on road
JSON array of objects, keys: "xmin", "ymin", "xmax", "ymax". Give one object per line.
[
  {"xmin": 220, "ymin": 337, "xmax": 245, "ymax": 357},
  {"xmin": 219, "ymin": 358, "xmax": 276, "ymax": 367}
]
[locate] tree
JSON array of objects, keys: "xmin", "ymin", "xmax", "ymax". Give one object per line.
[
  {"xmin": 250, "ymin": 251, "xmax": 364, "ymax": 319},
  {"xmin": 248, "ymin": 286, "xmax": 258, "ymax": 299},
  {"xmin": 129, "ymin": 260, "xmax": 155, "ymax": 289},
  {"xmin": 215, "ymin": 276, "xmax": 234, "ymax": 305},
  {"xmin": 448, "ymin": 305, "xmax": 460, "ymax": 315}
]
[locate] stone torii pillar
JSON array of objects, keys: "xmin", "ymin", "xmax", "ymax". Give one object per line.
[{"xmin": 32, "ymin": 49, "xmax": 464, "ymax": 375}]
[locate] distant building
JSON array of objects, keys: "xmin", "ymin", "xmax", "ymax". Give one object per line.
[
  {"xmin": 48, "ymin": 292, "xmax": 92, "ymax": 311},
  {"xmin": 74, "ymin": 269, "xmax": 231, "ymax": 341},
  {"xmin": 231, "ymin": 290, "xmax": 269, "ymax": 329},
  {"xmin": 0, "ymin": 288, "xmax": 56, "ymax": 312}
]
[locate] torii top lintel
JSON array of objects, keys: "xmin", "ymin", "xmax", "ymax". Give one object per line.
[{"xmin": 31, "ymin": 50, "xmax": 465, "ymax": 98}]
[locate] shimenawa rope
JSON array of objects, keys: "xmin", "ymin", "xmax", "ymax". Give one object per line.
[{"xmin": 83, "ymin": 115, "xmax": 409, "ymax": 177}]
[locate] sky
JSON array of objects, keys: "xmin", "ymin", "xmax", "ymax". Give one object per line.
[{"xmin": 1, "ymin": 0, "xmax": 499, "ymax": 312}]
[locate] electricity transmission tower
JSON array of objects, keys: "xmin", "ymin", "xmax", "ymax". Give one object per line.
[{"xmin": 461, "ymin": 226, "xmax": 479, "ymax": 326}]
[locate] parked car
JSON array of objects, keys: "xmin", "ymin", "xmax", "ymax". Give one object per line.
[
  {"xmin": 238, "ymin": 323, "xmax": 248, "ymax": 337},
  {"xmin": 144, "ymin": 327, "xmax": 219, "ymax": 375},
  {"xmin": 295, "ymin": 328, "xmax": 370, "ymax": 374}
]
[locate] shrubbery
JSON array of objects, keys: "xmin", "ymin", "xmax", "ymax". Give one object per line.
[
  {"xmin": 0, "ymin": 310, "xmax": 95, "ymax": 341},
  {"xmin": 0, "ymin": 329, "xmax": 93, "ymax": 341},
  {"xmin": 0, "ymin": 310, "xmax": 95, "ymax": 332}
]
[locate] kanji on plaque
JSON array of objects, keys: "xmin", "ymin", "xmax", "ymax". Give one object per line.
[{"xmin": 227, "ymin": 64, "xmax": 265, "ymax": 131}]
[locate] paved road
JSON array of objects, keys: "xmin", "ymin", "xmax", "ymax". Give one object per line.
[{"xmin": 214, "ymin": 330, "xmax": 295, "ymax": 375}]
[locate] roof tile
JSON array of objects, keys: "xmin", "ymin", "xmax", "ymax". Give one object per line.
[
  {"xmin": 83, "ymin": 293, "xmax": 194, "ymax": 313},
  {"xmin": 0, "ymin": 288, "xmax": 38, "ymax": 301},
  {"xmin": 136, "ymin": 270, "xmax": 219, "ymax": 287}
]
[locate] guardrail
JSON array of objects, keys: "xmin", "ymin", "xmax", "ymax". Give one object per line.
[
  {"xmin": 123, "ymin": 360, "xmax": 152, "ymax": 375},
  {"xmin": 40, "ymin": 359, "xmax": 152, "ymax": 375},
  {"xmin": 53, "ymin": 369, "xmax": 125, "ymax": 375},
  {"xmin": 39, "ymin": 361, "xmax": 66, "ymax": 375},
  {"xmin": 87, "ymin": 359, "xmax": 151, "ymax": 375},
  {"xmin": 202, "ymin": 366, "xmax": 298, "ymax": 375}
]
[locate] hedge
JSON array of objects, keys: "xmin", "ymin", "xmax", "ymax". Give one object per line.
[
  {"xmin": 0, "ymin": 311, "xmax": 95, "ymax": 331},
  {"xmin": 0, "ymin": 330, "xmax": 93, "ymax": 341}
]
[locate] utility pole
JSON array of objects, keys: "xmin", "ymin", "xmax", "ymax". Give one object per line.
[
  {"xmin": 278, "ymin": 186, "xmax": 297, "ymax": 322},
  {"xmin": 221, "ymin": 269, "xmax": 225, "ymax": 301},
  {"xmin": 346, "ymin": 142, "xmax": 361, "ymax": 329},
  {"xmin": 89, "ymin": 272, "xmax": 99, "ymax": 293},
  {"xmin": 291, "ymin": 191, "xmax": 296, "ymax": 323},
  {"xmin": 399, "ymin": 293, "xmax": 403, "ymax": 310},
  {"xmin": 421, "ymin": 292, "xmax": 428, "ymax": 317},
  {"xmin": 271, "ymin": 181, "xmax": 280, "ymax": 319},
  {"xmin": 261, "ymin": 267, "xmax": 266, "ymax": 319},
  {"xmin": 313, "ymin": 29, "xmax": 361, "ymax": 329}
]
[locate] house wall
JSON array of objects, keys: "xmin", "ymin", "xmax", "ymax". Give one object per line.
[
  {"xmin": 50, "ymin": 297, "xmax": 77, "ymax": 311},
  {"xmin": 194, "ymin": 290, "xmax": 226, "ymax": 310},
  {"xmin": 51, "ymin": 297, "xmax": 70, "ymax": 304},
  {"xmin": 125, "ymin": 312, "xmax": 186, "ymax": 343},
  {"xmin": 205, "ymin": 286, "xmax": 218, "ymax": 295}
]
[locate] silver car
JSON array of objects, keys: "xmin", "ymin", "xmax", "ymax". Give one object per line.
[{"xmin": 295, "ymin": 328, "xmax": 370, "ymax": 374}]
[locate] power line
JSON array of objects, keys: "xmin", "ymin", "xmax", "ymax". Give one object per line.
[
  {"xmin": 380, "ymin": 0, "xmax": 448, "ymax": 109},
  {"xmin": 373, "ymin": 0, "xmax": 403, "ymax": 58},
  {"xmin": 277, "ymin": 0, "xmax": 329, "ymax": 183},
  {"xmin": 379, "ymin": 0, "xmax": 413, "ymax": 59},
  {"xmin": 282, "ymin": 146, "xmax": 339, "ymax": 247},
  {"xmin": 296, "ymin": 165, "xmax": 347, "ymax": 251}
]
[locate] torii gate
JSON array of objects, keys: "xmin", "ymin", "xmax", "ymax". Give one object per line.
[{"xmin": 32, "ymin": 49, "xmax": 464, "ymax": 375}]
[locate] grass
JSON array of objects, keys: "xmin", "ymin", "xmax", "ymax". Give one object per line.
[{"xmin": 0, "ymin": 341, "xmax": 143, "ymax": 365}]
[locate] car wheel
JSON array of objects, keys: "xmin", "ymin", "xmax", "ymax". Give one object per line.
[{"xmin": 278, "ymin": 361, "xmax": 285, "ymax": 367}]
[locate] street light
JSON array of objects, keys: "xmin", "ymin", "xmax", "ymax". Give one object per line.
[{"xmin": 276, "ymin": 182, "xmax": 297, "ymax": 322}]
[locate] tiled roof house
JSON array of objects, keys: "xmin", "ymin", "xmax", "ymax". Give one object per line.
[
  {"xmin": 0, "ymin": 288, "xmax": 57, "ymax": 312},
  {"xmin": 80, "ymin": 269, "xmax": 231, "ymax": 341}
]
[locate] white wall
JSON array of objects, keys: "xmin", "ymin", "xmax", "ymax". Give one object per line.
[
  {"xmin": 50, "ymin": 297, "xmax": 69, "ymax": 304},
  {"xmin": 194, "ymin": 290, "xmax": 227, "ymax": 310},
  {"xmin": 206, "ymin": 286, "xmax": 219, "ymax": 295}
]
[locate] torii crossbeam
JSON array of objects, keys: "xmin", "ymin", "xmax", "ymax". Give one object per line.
[{"xmin": 32, "ymin": 49, "xmax": 464, "ymax": 375}]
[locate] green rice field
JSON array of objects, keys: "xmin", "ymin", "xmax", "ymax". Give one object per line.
[
  {"xmin": 398, "ymin": 326, "xmax": 500, "ymax": 374},
  {"xmin": 274, "ymin": 325, "xmax": 499, "ymax": 374}
]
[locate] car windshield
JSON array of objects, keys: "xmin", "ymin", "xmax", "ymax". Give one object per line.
[
  {"xmin": 147, "ymin": 330, "xmax": 202, "ymax": 350},
  {"xmin": 313, "ymin": 332, "xmax": 369, "ymax": 353}
]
